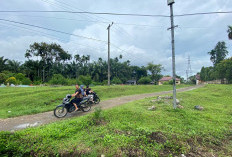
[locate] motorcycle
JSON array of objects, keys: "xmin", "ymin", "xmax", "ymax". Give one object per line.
[
  {"xmin": 89, "ymin": 91, "xmax": 100, "ymax": 104},
  {"xmin": 54, "ymin": 94, "xmax": 91, "ymax": 118}
]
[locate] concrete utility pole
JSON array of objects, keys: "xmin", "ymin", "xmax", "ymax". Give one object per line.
[
  {"xmin": 107, "ymin": 22, "xmax": 113, "ymax": 86},
  {"xmin": 167, "ymin": 0, "xmax": 177, "ymax": 109}
]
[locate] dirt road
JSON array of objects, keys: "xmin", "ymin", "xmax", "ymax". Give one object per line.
[{"xmin": 0, "ymin": 85, "xmax": 203, "ymax": 131}]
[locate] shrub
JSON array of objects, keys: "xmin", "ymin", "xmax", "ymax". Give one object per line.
[
  {"xmin": 163, "ymin": 81, "xmax": 169, "ymax": 85},
  {"xmin": 49, "ymin": 74, "xmax": 67, "ymax": 85},
  {"xmin": 102, "ymin": 80, "xmax": 108, "ymax": 85},
  {"xmin": 5, "ymin": 77, "xmax": 17, "ymax": 85},
  {"xmin": 15, "ymin": 73, "xmax": 25, "ymax": 81},
  {"xmin": 21, "ymin": 78, "xmax": 32, "ymax": 85},
  {"xmin": 92, "ymin": 107, "xmax": 104, "ymax": 125},
  {"xmin": 33, "ymin": 80, "xmax": 42, "ymax": 85},
  {"xmin": 0, "ymin": 73, "xmax": 7, "ymax": 84},
  {"xmin": 91, "ymin": 81, "xmax": 102, "ymax": 86},
  {"xmin": 111, "ymin": 77, "xmax": 122, "ymax": 84},
  {"xmin": 78, "ymin": 75, "xmax": 92, "ymax": 86},
  {"xmin": 66, "ymin": 79, "xmax": 82, "ymax": 86},
  {"xmin": 138, "ymin": 77, "xmax": 152, "ymax": 84}
]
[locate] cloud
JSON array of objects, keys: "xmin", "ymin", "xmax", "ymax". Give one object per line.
[{"xmin": 0, "ymin": 0, "xmax": 231, "ymax": 78}]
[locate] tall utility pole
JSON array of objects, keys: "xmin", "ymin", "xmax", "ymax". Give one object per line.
[
  {"xmin": 107, "ymin": 22, "xmax": 113, "ymax": 86},
  {"xmin": 167, "ymin": 0, "xmax": 177, "ymax": 109}
]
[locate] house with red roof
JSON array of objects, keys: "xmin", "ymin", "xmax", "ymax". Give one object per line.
[{"xmin": 158, "ymin": 76, "xmax": 181, "ymax": 85}]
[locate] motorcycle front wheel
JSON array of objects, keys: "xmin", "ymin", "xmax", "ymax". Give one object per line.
[{"xmin": 54, "ymin": 106, "xmax": 68, "ymax": 118}]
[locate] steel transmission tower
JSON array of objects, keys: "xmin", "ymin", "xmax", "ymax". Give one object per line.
[{"xmin": 186, "ymin": 55, "xmax": 192, "ymax": 82}]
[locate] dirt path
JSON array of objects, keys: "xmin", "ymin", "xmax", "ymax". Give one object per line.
[{"xmin": 0, "ymin": 85, "xmax": 203, "ymax": 131}]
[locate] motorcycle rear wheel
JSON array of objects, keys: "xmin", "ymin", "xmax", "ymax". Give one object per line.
[
  {"xmin": 94, "ymin": 97, "xmax": 100, "ymax": 104},
  {"xmin": 54, "ymin": 106, "xmax": 68, "ymax": 118},
  {"xmin": 81, "ymin": 102, "xmax": 91, "ymax": 112}
]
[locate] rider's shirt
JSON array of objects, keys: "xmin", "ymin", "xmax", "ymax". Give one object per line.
[{"xmin": 75, "ymin": 88, "xmax": 83, "ymax": 99}]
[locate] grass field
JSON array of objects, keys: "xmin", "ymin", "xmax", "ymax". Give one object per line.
[
  {"xmin": 0, "ymin": 85, "xmax": 189, "ymax": 118},
  {"xmin": 0, "ymin": 85, "xmax": 231, "ymax": 156}
]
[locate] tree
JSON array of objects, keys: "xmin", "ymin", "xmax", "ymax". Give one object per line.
[
  {"xmin": 0, "ymin": 73, "xmax": 7, "ymax": 84},
  {"xmin": 111, "ymin": 77, "xmax": 122, "ymax": 84},
  {"xmin": 49, "ymin": 74, "xmax": 67, "ymax": 85},
  {"xmin": 5, "ymin": 77, "xmax": 17, "ymax": 85},
  {"xmin": 78, "ymin": 75, "xmax": 92, "ymax": 86},
  {"xmin": 216, "ymin": 57, "xmax": 232, "ymax": 83},
  {"xmin": 7, "ymin": 60, "xmax": 21, "ymax": 73},
  {"xmin": 208, "ymin": 41, "xmax": 228, "ymax": 66},
  {"xmin": 131, "ymin": 66, "xmax": 147, "ymax": 81},
  {"xmin": 25, "ymin": 42, "xmax": 71, "ymax": 82},
  {"xmin": 146, "ymin": 63, "xmax": 163, "ymax": 84},
  {"xmin": 138, "ymin": 76, "xmax": 152, "ymax": 84},
  {"xmin": 228, "ymin": 26, "xmax": 232, "ymax": 40},
  {"xmin": 200, "ymin": 66, "xmax": 216, "ymax": 81},
  {"xmin": 0, "ymin": 56, "xmax": 8, "ymax": 72}
]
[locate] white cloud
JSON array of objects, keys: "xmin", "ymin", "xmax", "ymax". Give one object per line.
[{"xmin": 0, "ymin": 0, "xmax": 231, "ymax": 78}]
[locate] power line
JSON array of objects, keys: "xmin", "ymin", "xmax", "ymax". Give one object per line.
[
  {"xmin": 0, "ymin": 18, "xmax": 107, "ymax": 43},
  {"xmin": 175, "ymin": 11, "xmax": 232, "ymax": 17},
  {"xmin": 0, "ymin": 21, "xmax": 107, "ymax": 52},
  {"xmin": 0, "ymin": 10, "xmax": 170, "ymax": 17},
  {"xmin": 42, "ymin": 0, "xmax": 149, "ymax": 60},
  {"xmin": 0, "ymin": 18, "xmax": 136, "ymax": 59},
  {"xmin": 0, "ymin": 14, "xmax": 219, "ymax": 29},
  {"xmin": 0, "ymin": 10, "xmax": 232, "ymax": 17}
]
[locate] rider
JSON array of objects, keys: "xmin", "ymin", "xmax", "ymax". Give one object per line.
[
  {"xmin": 80, "ymin": 85, "xmax": 86, "ymax": 97},
  {"xmin": 85, "ymin": 85, "xmax": 94, "ymax": 102},
  {"xmin": 71, "ymin": 84, "xmax": 83, "ymax": 111},
  {"xmin": 85, "ymin": 85, "xmax": 92, "ymax": 95}
]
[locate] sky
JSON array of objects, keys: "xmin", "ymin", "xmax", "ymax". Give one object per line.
[{"xmin": 0, "ymin": 0, "xmax": 231, "ymax": 78}]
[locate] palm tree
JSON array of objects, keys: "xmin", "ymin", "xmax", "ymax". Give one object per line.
[
  {"xmin": 0, "ymin": 56, "xmax": 8, "ymax": 72},
  {"xmin": 7, "ymin": 60, "xmax": 21, "ymax": 73},
  {"xmin": 228, "ymin": 26, "xmax": 232, "ymax": 40}
]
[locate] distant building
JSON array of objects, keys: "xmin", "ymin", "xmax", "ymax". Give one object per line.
[
  {"xmin": 195, "ymin": 74, "xmax": 202, "ymax": 85},
  {"xmin": 158, "ymin": 76, "xmax": 181, "ymax": 85},
  {"xmin": 126, "ymin": 80, "xmax": 137, "ymax": 85},
  {"xmin": 195, "ymin": 74, "xmax": 228, "ymax": 85}
]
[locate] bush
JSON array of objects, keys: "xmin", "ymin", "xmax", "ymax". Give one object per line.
[
  {"xmin": 15, "ymin": 73, "xmax": 25, "ymax": 81},
  {"xmin": 49, "ymin": 74, "xmax": 67, "ymax": 85},
  {"xmin": 21, "ymin": 78, "xmax": 32, "ymax": 85},
  {"xmin": 138, "ymin": 77, "xmax": 152, "ymax": 84},
  {"xmin": 102, "ymin": 80, "xmax": 108, "ymax": 85},
  {"xmin": 66, "ymin": 79, "xmax": 82, "ymax": 86},
  {"xmin": 0, "ymin": 73, "xmax": 7, "ymax": 84},
  {"xmin": 111, "ymin": 77, "xmax": 122, "ymax": 84},
  {"xmin": 5, "ymin": 77, "xmax": 17, "ymax": 85},
  {"xmin": 91, "ymin": 81, "xmax": 102, "ymax": 86},
  {"xmin": 78, "ymin": 75, "xmax": 92, "ymax": 86},
  {"xmin": 33, "ymin": 80, "xmax": 42, "ymax": 85}
]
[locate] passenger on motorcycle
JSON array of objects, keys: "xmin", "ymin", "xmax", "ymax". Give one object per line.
[
  {"xmin": 80, "ymin": 85, "xmax": 86, "ymax": 96},
  {"xmin": 71, "ymin": 84, "xmax": 83, "ymax": 111},
  {"xmin": 85, "ymin": 85, "xmax": 92, "ymax": 95},
  {"xmin": 85, "ymin": 85, "xmax": 94, "ymax": 102}
]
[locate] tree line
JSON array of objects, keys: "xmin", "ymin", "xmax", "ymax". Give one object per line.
[
  {"xmin": 0, "ymin": 42, "xmax": 168, "ymax": 85},
  {"xmin": 199, "ymin": 26, "xmax": 232, "ymax": 83}
]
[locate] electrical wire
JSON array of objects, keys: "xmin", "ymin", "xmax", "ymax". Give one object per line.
[
  {"xmin": 0, "ymin": 18, "xmax": 107, "ymax": 43},
  {"xmin": 0, "ymin": 10, "xmax": 232, "ymax": 17}
]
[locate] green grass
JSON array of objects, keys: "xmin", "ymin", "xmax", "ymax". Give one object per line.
[
  {"xmin": 0, "ymin": 84, "xmax": 188, "ymax": 118},
  {"xmin": 0, "ymin": 85, "xmax": 231, "ymax": 156}
]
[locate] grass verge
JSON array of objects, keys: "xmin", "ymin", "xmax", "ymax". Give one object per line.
[
  {"xmin": 0, "ymin": 84, "xmax": 231, "ymax": 156},
  {"xmin": 0, "ymin": 85, "xmax": 188, "ymax": 118}
]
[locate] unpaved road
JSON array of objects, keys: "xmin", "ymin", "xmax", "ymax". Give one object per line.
[{"xmin": 0, "ymin": 85, "xmax": 203, "ymax": 131}]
